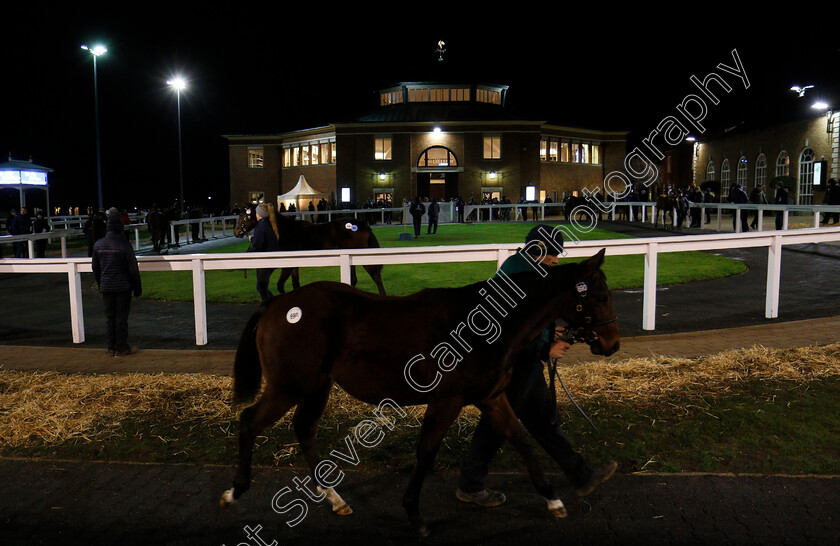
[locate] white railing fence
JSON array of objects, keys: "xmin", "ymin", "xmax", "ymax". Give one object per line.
[{"xmin": 2, "ymin": 226, "xmax": 839, "ymax": 346}]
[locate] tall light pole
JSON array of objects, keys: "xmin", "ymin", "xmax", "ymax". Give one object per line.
[
  {"xmin": 81, "ymin": 44, "xmax": 107, "ymax": 210},
  {"xmin": 167, "ymin": 77, "xmax": 187, "ymax": 213}
]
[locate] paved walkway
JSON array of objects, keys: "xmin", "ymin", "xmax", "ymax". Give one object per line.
[{"xmin": 2, "ymin": 220, "xmax": 839, "ymax": 545}]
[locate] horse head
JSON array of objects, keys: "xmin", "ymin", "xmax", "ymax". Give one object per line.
[
  {"xmin": 234, "ymin": 209, "xmax": 257, "ymax": 238},
  {"xmin": 560, "ymin": 249, "xmax": 620, "ymax": 356}
]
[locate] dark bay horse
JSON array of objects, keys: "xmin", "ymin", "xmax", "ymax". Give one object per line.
[
  {"xmin": 146, "ymin": 208, "xmax": 181, "ymax": 253},
  {"xmin": 234, "ymin": 209, "xmax": 386, "ymax": 295},
  {"xmin": 220, "ymin": 249, "xmax": 620, "ymax": 536}
]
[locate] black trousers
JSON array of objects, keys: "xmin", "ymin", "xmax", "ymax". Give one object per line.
[
  {"xmin": 412, "ymin": 216, "xmax": 422, "ymax": 237},
  {"xmin": 427, "ymin": 217, "xmax": 438, "ymax": 234},
  {"xmin": 459, "ymin": 355, "xmax": 592, "ymax": 493},
  {"xmin": 256, "ymin": 268, "xmax": 275, "ymax": 302},
  {"xmin": 103, "ymin": 291, "xmax": 132, "ymax": 352}
]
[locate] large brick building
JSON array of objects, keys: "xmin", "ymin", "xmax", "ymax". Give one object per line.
[
  {"xmin": 224, "ymin": 82, "xmax": 628, "ymax": 209},
  {"xmin": 692, "ymin": 110, "xmax": 839, "ymax": 204}
]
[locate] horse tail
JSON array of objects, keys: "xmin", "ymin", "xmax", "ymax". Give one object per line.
[{"xmin": 233, "ymin": 307, "xmax": 266, "ymax": 404}]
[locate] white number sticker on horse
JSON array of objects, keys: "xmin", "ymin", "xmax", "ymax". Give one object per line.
[
  {"xmin": 576, "ymin": 282, "xmax": 588, "ymax": 295},
  {"xmin": 345, "ymin": 222, "xmax": 358, "ymax": 232},
  {"xmin": 286, "ymin": 307, "xmax": 303, "ymax": 324}
]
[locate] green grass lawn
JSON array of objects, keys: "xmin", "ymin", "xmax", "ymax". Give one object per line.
[{"xmin": 138, "ymin": 223, "xmax": 747, "ymax": 302}]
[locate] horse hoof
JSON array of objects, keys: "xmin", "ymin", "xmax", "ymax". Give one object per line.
[
  {"xmin": 335, "ymin": 504, "xmax": 353, "ymax": 516},
  {"xmin": 547, "ymin": 498, "xmax": 567, "ymax": 518},
  {"xmin": 220, "ymin": 488, "xmax": 236, "ymax": 508}
]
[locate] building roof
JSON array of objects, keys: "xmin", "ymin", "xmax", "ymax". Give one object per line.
[
  {"xmin": 0, "ymin": 157, "xmax": 54, "ymax": 172},
  {"xmin": 345, "ymin": 101, "xmax": 534, "ymax": 124}
]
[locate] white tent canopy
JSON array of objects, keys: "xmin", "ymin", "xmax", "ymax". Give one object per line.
[{"xmin": 277, "ymin": 175, "xmax": 328, "ymax": 212}]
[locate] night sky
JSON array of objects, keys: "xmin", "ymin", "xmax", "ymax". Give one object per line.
[{"xmin": 3, "ymin": 7, "xmax": 839, "ymax": 215}]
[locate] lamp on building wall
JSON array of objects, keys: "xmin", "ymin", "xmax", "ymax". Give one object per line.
[
  {"xmin": 489, "ymin": 170, "xmax": 497, "ymax": 180},
  {"xmin": 379, "ymin": 171, "xmax": 386, "ymax": 181},
  {"xmin": 81, "ymin": 44, "xmax": 107, "ymax": 210},
  {"xmin": 811, "ymin": 101, "xmax": 835, "ymax": 133}
]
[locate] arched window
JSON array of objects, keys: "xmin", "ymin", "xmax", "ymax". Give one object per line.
[
  {"xmin": 720, "ymin": 158, "xmax": 731, "ymax": 201},
  {"xmin": 737, "ymin": 156, "xmax": 748, "ymax": 188},
  {"xmin": 417, "ymin": 146, "xmax": 458, "ymax": 167},
  {"xmin": 776, "ymin": 151, "xmax": 790, "ymax": 178},
  {"xmin": 755, "ymin": 153, "xmax": 767, "ymax": 189},
  {"xmin": 798, "ymin": 147, "xmax": 815, "ymax": 204},
  {"xmin": 706, "ymin": 160, "xmax": 716, "ymax": 181}
]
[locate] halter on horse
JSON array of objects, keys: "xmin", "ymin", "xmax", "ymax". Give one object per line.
[
  {"xmin": 220, "ymin": 249, "xmax": 619, "ymax": 536},
  {"xmin": 234, "ymin": 208, "xmax": 386, "ymax": 295}
]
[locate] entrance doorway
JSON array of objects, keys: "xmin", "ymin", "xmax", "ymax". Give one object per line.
[{"xmin": 417, "ymin": 172, "xmax": 459, "ymax": 200}]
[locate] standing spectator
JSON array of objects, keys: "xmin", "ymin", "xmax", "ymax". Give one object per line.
[
  {"xmin": 120, "ymin": 209, "xmax": 131, "ymax": 241},
  {"xmin": 247, "ymin": 203, "xmax": 280, "ymax": 303},
  {"xmin": 687, "ymin": 184, "xmax": 703, "ymax": 227},
  {"xmin": 456, "ymin": 197, "xmax": 465, "ymax": 223},
  {"xmin": 32, "ymin": 210, "xmax": 50, "ymax": 258},
  {"xmin": 409, "ymin": 197, "xmax": 425, "ymax": 238},
  {"xmin": 12, "ymin": 206, "xmax": 32, "ymax": 258},
  {"xmin": 749, "ymin": 184, "xmax": 768, "ymax": 229},
  {"xmin": 675, "ymin": 190, "xmax": 689, "ymax": 229},
  {"xmin": 92, "ymin": 211, "xmax": 143, "ymax": 356},
  {"xmin": 702, "ymin": 187, "xmax": 716, "ymax": 224},
  {"xmin": 822, "ymin": 179, "xmax": 840, "ymax": 225},
  {"xmin": 427, "ymin": 197, "xmax": 440, "ymax": 234},
  {"xmin": 774, "ymin": 180, "xmax": 789, "ymax": 230},
  {"xmin": 5, "ymin": 208, "xmax": 17, "ymax": 235},
  {"xmin": 727, "ymin": 183, "xmax": 750, "ymax": 232}
]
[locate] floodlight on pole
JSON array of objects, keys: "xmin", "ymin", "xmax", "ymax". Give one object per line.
[
  {"xmin": 167, "ymin": 77, "xmax": 187, "ymax": 213},
  {"xmin": 81, "ymin": 44, "xmax": 107, "ymax": 210}
]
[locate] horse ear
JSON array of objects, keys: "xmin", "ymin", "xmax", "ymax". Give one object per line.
[{"xmin": 583, "ymin": 248, "xmax": 606, "ymax": 272}]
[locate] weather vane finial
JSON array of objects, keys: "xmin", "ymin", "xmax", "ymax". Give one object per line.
[{"xmin": 436, "ymin": 40, "xmax": 446, "ymax": 62}]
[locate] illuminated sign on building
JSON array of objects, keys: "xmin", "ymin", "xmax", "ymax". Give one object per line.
[{"xmin": 0, "ymin": 170, "xmax": 48, "ymax": 185}]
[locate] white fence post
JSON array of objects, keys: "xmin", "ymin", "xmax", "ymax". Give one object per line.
[
  {"xmin": 339, "ymin": 253, "xmax": 352, "ymax": 285},
  {"xmin": 192, "ymin": 258, "xmax": 207, "ymax": 345},
  {"xmin": 765, "ymin": 235, "xmax": 783, "ymax": 318},
  {"xmin": 67, "ymin": 262, "xmax": 85, "ymax": 343},
  {"xmin": 642, "ymin": 241, "xmax": 658, "ymax": 330}
]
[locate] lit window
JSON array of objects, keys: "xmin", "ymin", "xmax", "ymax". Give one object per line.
[
  {"xmin": 301, "ymin": 145, "xmax": 310, "ymax": 166},
  {"xmin": 540, "ymin": 139, "xmax": 547, "ymax": 161},
  {"xmin": 581, "ymin": 143, "xmax": 590, "ymax": 163},
  {"xmin": 483, "ymin": 136, "xmax": 501, "ymax": 159},
  {"xmin": 375, "ymin": 137, "xmax": 392, "ymax": 160},
  {"xmin": 549, "ymin": 139, "xmax": 558, "ymax": 162},
  {"xmin": 292, "ymin": 147, "xmax": 300, "ymax": 167},
  {"xmin": 560, "ymin": 142, "xmax": 570, "ymax": 162},
  {"xmin": 331, "ymin": 142, "xmax": 337, "ymax": 163},
  {"xmin": 591, "ymin": 144, "xmax": 601, "ymax": 164},
  {"xmin": 776, "ymin": 151, "xmax": 790, "ymax": 177},
  {"xmin": 755, "ymin": 153, "xmax": 766, "ymax": 188},
  {"xmin": 283, "ymin": 148, "xmax": 291, "ymax": 168},
  {"xmin": 320, "ymin": 143, "xmax": 329, "ymax": 164},
  {"xmin": 311, "ymin": 143, "xmax": 320, "ymax": 166},
  {"xmin": 248, "ymin": 147, "xmax": 264, "ymax": 168},
  {"xmin": 572, "ymin": 143, "xmax": 581, "ymax": 163}
]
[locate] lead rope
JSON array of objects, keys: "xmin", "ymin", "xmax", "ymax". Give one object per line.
[{"xmin": 550, "ymin": 358, "xmax": 598, "ymax": 431}]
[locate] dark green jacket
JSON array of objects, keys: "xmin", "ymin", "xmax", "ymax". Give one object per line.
[{"xmin": 496, "ymin": 251, "xmax": 553, "ymax": 361}]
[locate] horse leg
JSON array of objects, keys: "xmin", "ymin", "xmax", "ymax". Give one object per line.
[
  {"xmin": 402, "ymin": 398, "xmax": 463, "ymax": 536},
  {"xmin": 276, "ymin": 268, "xmax": 293, "ymax": 294},
  {"xmin": 350, "ymin": 265, "xmax": 358, "ymax": 287},
  {"xmin": 477, "ymin": 394, "xmax": 566, "ymax": 518},
  {"xmin": 292, "ymin": 382, "xmax": 352, "ymax": 516},
  {"xmin": 291, "ymin": 268, "xmax": 300, "ymax": 291},
  {"xmin": 221, "ymin": 386, "xmax": 296, "ymax": 507},
  {"xmin": 363, "ymin": 264, "xmax": 386, "ymax": 295}
]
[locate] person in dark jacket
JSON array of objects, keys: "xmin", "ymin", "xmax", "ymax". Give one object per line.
[
  {"xmin": 727, "ymin": 183, "xmax": 750, "ymax": 232},
  {"xmin": 823, "ymin": 179, "xmax": 840, "ymax": 225},
  {"xmin": 427, "ymin": 197, "xmax": 440, "ymax": 234},
  {"xmin": 247, "ymin": 203, "xmax": 280, "ymax": 302},
  {"xmin": 774, "ymin": 181, "xmax": 789, "ymax": 230},
  {"xmin": 11, "ymin": 206, "xmax": 32, "ymax": 258},
  {"xmin": 409, "ymin": 197, "xmax": 425, "ymax": 238},
  {"xmin": 32, "ymin": 210, "xmax": 50, "ymax": 258},
  {"xmin": 92, "ymin": 211, "xmax": 142, "ymax": 356},
  {"xmin": 456, "ymin": 225, "xmax": 617, "ymax": 507}
]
